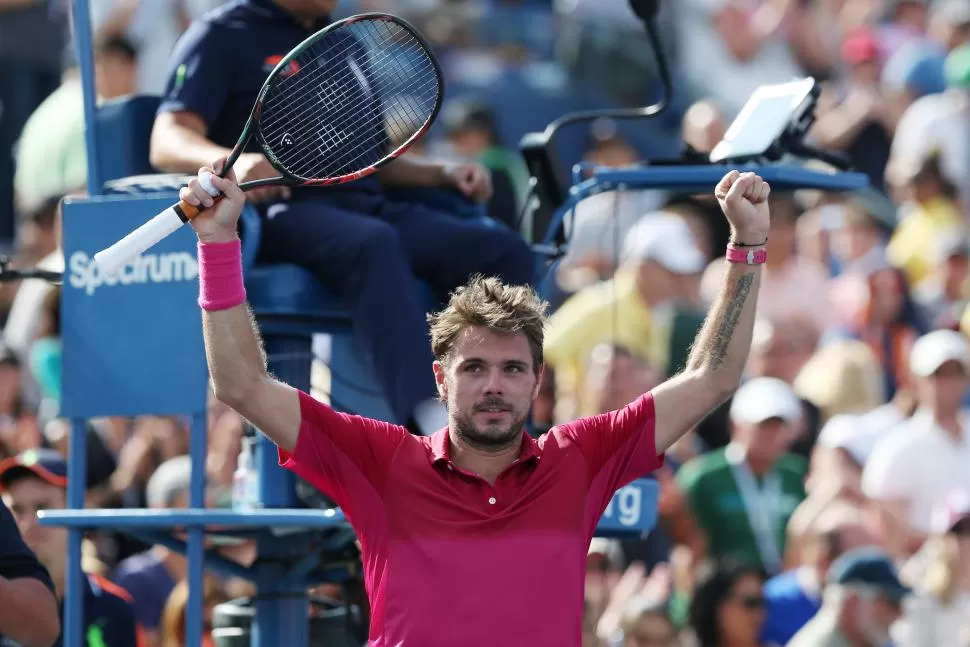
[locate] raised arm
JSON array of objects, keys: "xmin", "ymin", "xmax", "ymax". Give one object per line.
[
  {"xmin": 652, "ymin": 171, "xmax": 770, "ymax": 453},
  {"xmin": 181, "ymin": 162, "xmax": 301, "ymax": 452}
]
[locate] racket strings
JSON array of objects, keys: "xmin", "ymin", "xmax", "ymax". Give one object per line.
[
  {"xmin": 258, "ymin": 18, "xmax": 439, "ymax": 180},
  {"xmin": 275, "ymin": 30, "xmax": 436, "ymax": 175},
  {"xmin": 265, "ymin": 38, "xmax": 434, "ymax": 178},
  {"xmin": 264, "ymin": 20, "xmax": 435, "ymax": 148},
  {"xmin": 276, "ymin": 43, "xmax": 428, "ymax": 173}
]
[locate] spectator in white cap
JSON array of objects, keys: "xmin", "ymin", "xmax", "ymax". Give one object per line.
[
  {"xmin": 862, "ymin": 329, "xmax": 970, "ymax": 558},
  {"xmin": 675, "ymin": 377, "xmax": 808, "ymax": 577},
  {"xmin": 895, "ymin": 489, "xmax": 970, "ymax": 647},
  {"xmin": 545, "ymin": 212, "xmax": 706, "ymax": 420}
]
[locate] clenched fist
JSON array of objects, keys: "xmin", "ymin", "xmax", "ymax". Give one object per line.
[{"xmin": 715, "ymin": 170, "xmax": 771, "ymax": 246}]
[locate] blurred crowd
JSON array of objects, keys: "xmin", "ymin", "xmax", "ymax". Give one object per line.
[{"xmin": 0, "ymin": 0, "xmax": 970, "ymax": 646}]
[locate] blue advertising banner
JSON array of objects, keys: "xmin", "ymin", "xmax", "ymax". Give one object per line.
[
  {"xmin": 598, "ymin": 479, "xmax": 659, "ymax": 537},
  {"xmin": 61, "ymin": 193, "xmax": 208, "ymax": 418}
]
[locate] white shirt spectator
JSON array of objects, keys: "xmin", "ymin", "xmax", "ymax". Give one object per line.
[
  {"xmin": 559, "ymin": 191, "xmax": 667, "ymax": 271},
  {"xmin": 895, "ymin": 591, "xmax": 970, "ymax": 647},
  {"xmin": 888, "ymin": 90, "xmax": 970, "ymax": 212},
  {"xmin": 862, "ymin": 409, "xmax": 970, "ymax": 534},
  {"xmin": 672, "ymin": 0, "xmax": 804, "ymax": 118}
]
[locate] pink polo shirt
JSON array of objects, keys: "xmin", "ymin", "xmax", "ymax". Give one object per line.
[{"xmin": 279, "ymin": 389, "xmax": 663, "ymax": 646}]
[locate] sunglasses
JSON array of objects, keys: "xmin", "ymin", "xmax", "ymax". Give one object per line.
[{"xmin": 733, "ymin": 594, "xmax": 766, "ymax": 610}]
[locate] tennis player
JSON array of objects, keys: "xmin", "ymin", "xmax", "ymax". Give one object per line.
[{"xmin": 183, "ymin": 160, "xmax": 771, "ymax": 646}]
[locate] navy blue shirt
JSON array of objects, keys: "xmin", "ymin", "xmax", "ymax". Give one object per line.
[
  {"xmin": 50, "ymin": 574, "xmax": 142, "ymax": 647},
  {"xmin": 158, "ymin": 0, "xmax": 383, "ymax": 192},
  {"xmin": 0, "ymin": 498, "xmax": 55, "ymax": 644}
]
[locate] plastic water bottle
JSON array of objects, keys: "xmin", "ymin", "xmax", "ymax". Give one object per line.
[{"xmin": 232, "ymin": 439, "xmax": 255, "ymax": 511}]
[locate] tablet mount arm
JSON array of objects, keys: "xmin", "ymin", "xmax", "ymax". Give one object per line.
[{"xmin": 784, "ymin": 139, "xmax": 853, "ymax": 171}]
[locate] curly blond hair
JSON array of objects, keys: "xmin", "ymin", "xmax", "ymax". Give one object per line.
[{"xmin": 427, "ymin": 275, "xmax": 547, "ymax": 374}]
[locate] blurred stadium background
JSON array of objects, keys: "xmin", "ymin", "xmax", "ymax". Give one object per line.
[{"xmin": 1, "ymin": 0, "xmax": 970, "ymax": 646}]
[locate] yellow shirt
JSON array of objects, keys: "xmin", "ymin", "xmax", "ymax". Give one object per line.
[
  {"xmin": 544, "ymin": 266, "xmax": 667, "ymax": 416},
  {"xmin": 887, "ymin": 198, "xmax": 963, "ymax": 287}
]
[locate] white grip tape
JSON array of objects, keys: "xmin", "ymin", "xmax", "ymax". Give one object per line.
[
  {"xmin": 199, "ymin": 171, "xmax": 221, "ymax": 197},
  {"xmin": 93, "ymin": 207, "xmax": 187, "ymax": 277}
]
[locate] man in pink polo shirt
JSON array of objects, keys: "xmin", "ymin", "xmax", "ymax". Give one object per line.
[{"xmin": 179, "ymin": 160, "xmax": 772, "ymax": 646}]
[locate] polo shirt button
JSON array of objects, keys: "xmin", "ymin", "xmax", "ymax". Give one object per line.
[{"xmin": 488, "ymin": 497, "xmax": 496, "ymax": 505}]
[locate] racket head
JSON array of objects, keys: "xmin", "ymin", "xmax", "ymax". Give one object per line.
[{"xmin": 249, "ymin": 13, "xmax": 444, "ymax": 187}]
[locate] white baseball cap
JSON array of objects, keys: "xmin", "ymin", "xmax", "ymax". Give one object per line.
[
  {"xmin": 909, "ymin": 329, "xmax": 970, "ymax": 377},
  {"xmin": 622, "ymin": 212, "xmax": 706, "ymax": 275},
  {"xmin": 729, "ymin": 377, "xmax": 803, "ymax": 426}
]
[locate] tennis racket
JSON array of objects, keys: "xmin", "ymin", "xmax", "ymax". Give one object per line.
[{"xmin": 93, "ymin": 13, "xmax": 443, "ymax": 276}]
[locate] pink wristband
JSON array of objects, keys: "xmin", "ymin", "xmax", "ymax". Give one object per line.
[
  {"xmin": 726, "ymin": 242, "xmax": 767, "ymax": 265},
  {"xmin": 198, "ymin": 239, "xmax": 246, "ymax": 310}
]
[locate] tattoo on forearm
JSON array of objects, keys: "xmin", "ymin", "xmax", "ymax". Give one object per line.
[
  {"xmin": 688, "ymin": 272, "xmax": 755, "ymax": 371},
  {"xmin": 709, "ymin": 273, "xmax": 754, "ymax": 368}
]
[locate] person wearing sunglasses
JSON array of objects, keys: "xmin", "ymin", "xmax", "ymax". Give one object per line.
[
  {"xmin": 788, "ymin": 547, "xmax": 908, "ymax": 647},
  {"xmin": 686, "ymin": 560, "xmax": 766, "ymax": 647},
  {"xmin": 894, "ymin": 489, "xmax": 970, "ymax": 647}
]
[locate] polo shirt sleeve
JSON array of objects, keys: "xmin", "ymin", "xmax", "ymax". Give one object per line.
[
  {"xmin": 0, "ymin": 498, "xmax": 54, "ymax": 593},
  {"xmin": 560, "ymin": 392, "xmax": 664, "ymax": 493},
  {"xmin": 279, "ymin": 390, "xmax": 409, "ymax": 510},
  {"xmin": 157, "ymin": 20, "xmax": 234, "ymax": 130}
]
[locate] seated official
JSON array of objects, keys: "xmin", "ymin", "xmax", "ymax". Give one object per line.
[
  {"xmin": 149, "ymin": 0, "xmax": 534, "ymax": 435},
  {"xmin": 0, "ymin": 449, "xmax": 144, "ymax": 647}
]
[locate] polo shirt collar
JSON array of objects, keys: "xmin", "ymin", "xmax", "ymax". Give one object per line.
[{"xmin": 430, "ymin": 428, "xmax": 541, "ymax": 466}]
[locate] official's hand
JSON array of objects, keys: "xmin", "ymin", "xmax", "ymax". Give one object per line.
[
  {"xmin": 234, "ymin": 153, "xmax": 291, "ymax": 203},
  {"xmin": 444, "ymin": 163, "xmax": 492, "ymax": 202},
  {"xmin": 181, "ymin": 159, "xmax": 246, "ymax": 243},
  {"xmin": 715, "ymin": 170, "xmax": 771, "ymax": 245}
]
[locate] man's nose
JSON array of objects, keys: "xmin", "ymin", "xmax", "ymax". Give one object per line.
[{"xmin": 483, "ymin": 368, "xmax": 504, "ymax": 393}]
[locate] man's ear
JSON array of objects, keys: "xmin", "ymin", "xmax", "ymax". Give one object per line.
[
  {"xmin": 433, "ymin": 360, "xmax": 447, "ymax": 400},
  {"xmin": 532, "ymin": 363, "xmax": 545, "ymax": 401}
]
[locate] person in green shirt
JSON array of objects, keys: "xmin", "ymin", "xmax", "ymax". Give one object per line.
[{"xmin": 677, "ymin": 377, "xmax": 809, "ymax": 576}]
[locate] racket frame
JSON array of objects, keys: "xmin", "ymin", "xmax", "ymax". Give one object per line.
[{"xmin": 222, "ymin": 12, "xmax": 444, "ymax": 191}]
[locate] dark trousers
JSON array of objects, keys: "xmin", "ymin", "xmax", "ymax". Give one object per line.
[{"xmin": 255, "ymin": 191, "xmax": 535, "ymax": 423}]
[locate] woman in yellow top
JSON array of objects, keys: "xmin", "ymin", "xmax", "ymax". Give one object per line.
[{"xmin": 887, "ymin": 152, "xmax": 964, "ymax": 286}]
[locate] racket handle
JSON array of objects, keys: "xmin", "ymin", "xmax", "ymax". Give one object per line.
[
  {"xmin": 93, "ymin": 202, "xmax": 195, "ymax": 276},
  {"xmin": 93, "ymin": 174, "xmax": 224, "ymax": 276}
]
